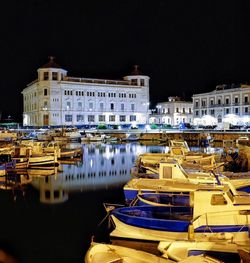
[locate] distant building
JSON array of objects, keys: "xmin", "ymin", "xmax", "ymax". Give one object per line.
[
  {"xmin": 22, "ymin": 57, "xmax": 150, "ymax": 127},
  {"xmin": 149, "ymin": 96, "xmax": 193, "ymax": 126},
  {"xmin": 192, "ymin": 84, "xmax": 250, "ymax": 127}
]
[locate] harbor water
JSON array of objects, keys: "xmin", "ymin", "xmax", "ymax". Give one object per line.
[{"xmin": 0, "ymin": 142, "xmax": 223, "ymax": 263}]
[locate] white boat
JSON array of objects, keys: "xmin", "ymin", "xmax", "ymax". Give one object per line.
[
  {"xmin": 158, "ymin": 240, "xmax": 250, "ymax": 263},
  {"xmin": 110, "ymin": 186, "xmax": 250, "ymax": 243},
  {"xmin": 135, "ymin": 151, "xmax": 222, "ymax": 175},
  {"xmin": 81, "ymin": 133, "xmax": 106, "ymax": 142},
  {"xmin": 53, "ymin": 128, "xmax": 82, "ymax": 142},
  {"xmin": 84, "ymin": 242, "xmax": 223, "ymax": 263},
  {"xmin": 43, "ymin": 141, "xmax": 82, "ymax": 158},
  {"xmin": 84, "ymin": 242, "xmax": 175, "ymax": 263},
  {"xmin": 125, "ymin": 159, "xmax": 246, "ymax": 204}
]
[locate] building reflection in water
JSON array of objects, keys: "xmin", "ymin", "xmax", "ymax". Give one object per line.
[{"xmin": 31, "ymin": 143, "xmax": 168, "ymax": 204}]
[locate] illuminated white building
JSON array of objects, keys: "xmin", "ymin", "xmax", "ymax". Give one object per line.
[
  {"xmin": 192, "ymin": 84, "xmax": 250, "ymax": 126},
  {"xmin": 149, "ymin": 97, "xmax": 193, "ymax": 126},
  {"xmin": 22, "ymin": 57, "xmax": 150, "ymax": 127}
]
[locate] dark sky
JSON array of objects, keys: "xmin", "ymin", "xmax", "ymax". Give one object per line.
[{"xmin": 1, "ymin": 0, "xmax": 250, "ymax": 121}]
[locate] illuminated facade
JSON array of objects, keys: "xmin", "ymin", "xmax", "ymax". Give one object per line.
[
  {"xmin": 192, "ymin": 84, "xmax": 250, "ymax": 126},
  {"xmin": 150, "ymin": 97, "xmax": 193, "ymax": 126},
  {"xmin": 22, "ymin": 58, "xmax": 150, "ymax": 127}
]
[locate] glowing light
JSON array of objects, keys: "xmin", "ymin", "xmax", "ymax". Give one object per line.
[
  {"xmin": 223, "ymin": 114, "xmax": 240, "ymax": 125},
  {"xmin": 131, "ymin": 121, "xmax": 137, "ymax": 128},
  {"xmin": 201, "ymin": 115, "xmax": 217, "ymax": 125}
]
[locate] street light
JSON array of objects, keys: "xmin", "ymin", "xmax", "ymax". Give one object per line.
[{"xmin": 156, "ymin": 105, "xmax": 162, "ymax": 113}]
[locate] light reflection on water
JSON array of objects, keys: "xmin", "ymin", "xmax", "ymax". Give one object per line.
[{"xmin": 31, "ymin": 143, "xmax": 169, "ymax": 204}]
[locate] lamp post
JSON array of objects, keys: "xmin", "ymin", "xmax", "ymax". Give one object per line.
[{"xmin": 42, "ymin": 106, "xmax": 48, "ymax": 127}]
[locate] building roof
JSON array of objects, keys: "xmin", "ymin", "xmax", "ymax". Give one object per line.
[{"xmin": 40, "ymin": 56, "xmax": 62, "ymax": 69}]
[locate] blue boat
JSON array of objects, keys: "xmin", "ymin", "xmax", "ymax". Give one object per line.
[{"xmin": 110, "ymin": 187, "xmax": 250, "ymax": 242}]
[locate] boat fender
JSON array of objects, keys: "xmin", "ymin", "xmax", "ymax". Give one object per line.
[{"xmin": 188, "ymin": 224, "xmax": 194, "ymax": 240}]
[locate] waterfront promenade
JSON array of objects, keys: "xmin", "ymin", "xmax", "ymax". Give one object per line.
[{"xmin": 9, "ymin": 127, "xmax": 250, "ymax": 143}]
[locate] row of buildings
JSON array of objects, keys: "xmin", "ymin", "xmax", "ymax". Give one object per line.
[{"xmin": 22, "ymin": 57, "xmax": 250, "ymax": 128}]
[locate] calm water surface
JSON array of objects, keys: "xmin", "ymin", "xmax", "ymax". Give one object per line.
[{"xmin": 0, "ymin": 142, "xmax": 222, "ymax": 263}]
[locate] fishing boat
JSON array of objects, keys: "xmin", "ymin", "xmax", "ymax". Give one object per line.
[
  {"xmin": 43, "ymin": 141, "xmax": 82, "ymax": 159},
  {"xmin": 125, "ymin": 159, "xmax": 250, "ymax": 204},
  {"xmin": 135, "ymin": 149, "xmax": 223, "ymax": 176},
  {"xmin": 110, "ymin": 186, "xmax": 250, "ymax": 243},
  {"xmin": 158, "ymin": 240, "xmax": 250, "ymax": 263},
  {"xmin": 53, "ymin": 128, "xmax": 82, "ymax": 142}
]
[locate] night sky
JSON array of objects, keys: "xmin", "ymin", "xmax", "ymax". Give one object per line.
[{"xmin": 1, "ymin": 0, "xmax": 250, "ymax": 121}]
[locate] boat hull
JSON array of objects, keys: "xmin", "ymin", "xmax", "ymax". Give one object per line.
[{"xmin": 110, "ymin": 206, "xmax": 250, "ymax": 243}]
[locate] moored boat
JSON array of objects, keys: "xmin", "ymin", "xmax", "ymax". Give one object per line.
[
  {"xmin": 158, "ymin": 240, "xmax": 250, "ymax": 263},
  {"xmin": 110, "ymin": 187, "xmax": 250, "ymax": 243}
]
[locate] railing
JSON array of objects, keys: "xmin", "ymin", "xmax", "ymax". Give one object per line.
[{"xmin": 63, "ymin": 77, "xmax": 141, "ymax": 86}]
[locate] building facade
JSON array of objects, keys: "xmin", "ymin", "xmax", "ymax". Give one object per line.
[
  {"xmin": 149, "ymin": 96, "xmax": 193, "ymax": 126},
  {"xmin": 22, "ymin": 58, "xmax": 150, "ymax": 127},
  {"xmin": 192, "ymin": 84, "xmax": 250, "ymax": 127}
]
